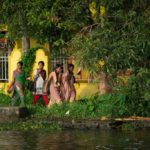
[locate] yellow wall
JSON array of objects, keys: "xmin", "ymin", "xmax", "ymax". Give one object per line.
[
  {"xmin": 0, "ymin": 40, "xmax": 98, "ymax": 99},
  {"xmin": 75, "ymin": 83, "xmax": 99, "ymax": 99},
  {"xmin": 32, "ymin": 49, "xmax": 49, "ymax": 77},
  {"xmin": 0, "ymin": 48, "xmax": 22, "ymax": 93},
  {"xmin": 8, "ymin": 48, "xmax": 49, "ymax": 80},
  {"xmin": 0, "ymin": 83, "xmax": 7, "ymax": 93},
  {"xmin": 30, "ymin": 39, "xmax": 49, "ymax": 50},
  {"xmin": 0, "ymin": 44, "xmax": 49, "ymax": 93},
  {"xmin": 8, "ymin": 48, "xmax": 22, "ymax": 82}
]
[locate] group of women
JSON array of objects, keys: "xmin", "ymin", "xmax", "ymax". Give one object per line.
[{"xmin": 7, "ymin": 61, "xmax": 76, "ymax": 107}]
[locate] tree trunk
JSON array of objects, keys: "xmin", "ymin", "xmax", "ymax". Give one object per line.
[
  {"xmin": 22, "ymin": 36, "xmax": 30, "ymax": 52},
  {"xmin": 99, "ymin": 71, "xmax": 112, "ymax": 95}
]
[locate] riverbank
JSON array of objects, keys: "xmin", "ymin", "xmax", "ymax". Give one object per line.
[
  {"xmin": 0, "ymin": 105, "xmax": 150, "ymax": 131},
  {"xmin": 0, "ymin": 113, "xmax": 150, "ymax": 131},
  {"xmin": 0, "ymin": 92, "xmax": 150, "ymax": 131},
  {"xmin": 39, "ymin": 117, "xmax": 150, "ymax": 130}
]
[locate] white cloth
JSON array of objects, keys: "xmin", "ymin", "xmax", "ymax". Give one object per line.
[{"xmin": 34, "ymin": 69, "xmax": 45, "ymax": 95}]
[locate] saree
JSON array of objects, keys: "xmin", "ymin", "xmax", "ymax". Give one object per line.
[{"xmin": 11, "ymin": 70, "xmax": 25, "ymax": 107}]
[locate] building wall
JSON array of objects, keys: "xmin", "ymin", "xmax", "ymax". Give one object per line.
[
  {"xmin": 0, "ymin": 40, "xmax": 50, "ymax": 94},
  {"xmin": 75, "ymin": 83, "xmax": 99, "ymax": 100},
  {"xmin": 32, "ymin": 49, "xmax": 49, "ymax": 77},
  {"xmin": 0, "ymin": 40, "xmax": 98, "ymax": 99}
]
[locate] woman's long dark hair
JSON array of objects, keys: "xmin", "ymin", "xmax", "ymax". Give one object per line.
[
  {"xmin": 54, "ymin": 64, "xmax": 62, "ymax": 84},
  {"xmin": 68, "ymin": 64, "xmax": 75, "ymax": 82},
  {"xmin": 68, "ymin": 64, "xmax": 74, "ymax": 74}
]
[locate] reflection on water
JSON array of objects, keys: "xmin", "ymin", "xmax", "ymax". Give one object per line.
[{"xmin": 0, "ymin": 129, "xmax": 149, "ymax": 150}]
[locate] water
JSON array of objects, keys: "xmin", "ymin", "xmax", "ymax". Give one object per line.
[{"xmin": 0, "ymin": 129, "xmax": 149, "ymax": 150}]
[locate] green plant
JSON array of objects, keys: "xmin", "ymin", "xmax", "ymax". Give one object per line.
[
  {"xmin": 21, "ymin": 47, "xmax": 39, "ymax": 77},
  {"xmin": 0, "ymin": 84, "xmax": 6, "ymax": 94},
  {"xmin": 0, "ymin": 33, "xmax": 5, "ymax": 38},
  {"xmin": 33, "ymin": 93, "xmax": 130, "ymax": 119},
  {"xmin": 124, "ymin": 69, "xmax": 150, "ymax": 116},
  {"xmin": 0, "ymin": 121, "xmax": 61, "ymax": 131},
  {"xmin": 0, "ymin": 93, "xmax": 11, "ymax": 106},
  {"xmin": 20, "ymin": 47, "xmax": 40, "ymax": 104}
]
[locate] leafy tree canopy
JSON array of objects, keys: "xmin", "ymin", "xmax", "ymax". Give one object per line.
[
  {"xmin": 0, "ymin": 0, "xmax": 93, "ymax": 55},
  {"xmin": 71, "ymin": 0, "xmax": 150, "ymax": 74}
]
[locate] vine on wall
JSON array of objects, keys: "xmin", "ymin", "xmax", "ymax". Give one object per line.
[{"xmin": 21, "ymin": 47, "xmax": 39, "ymax": 77}]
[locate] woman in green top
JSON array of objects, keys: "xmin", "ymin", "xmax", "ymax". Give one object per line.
[{"xmin": 7, "ymin": 61, "xmax": 25, "ymax": 107}]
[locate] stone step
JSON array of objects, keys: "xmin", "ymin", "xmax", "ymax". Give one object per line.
[{"xmin": 0, "ymin": 107, "xmax": 29, "ymax": 123}]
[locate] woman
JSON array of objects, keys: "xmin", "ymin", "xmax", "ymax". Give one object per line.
[
  {"xmin": 62, "ymin": 64, "xmax": 76, "ymax": 102},
  {"xmin": 7, "ymin": 61, "xmax": 25, "ymax": 107},
  {"xmin": 33, "ymin": 61, "xmax": 49, "ymax": 106},
  {"xmin": 44, "ymin": 64, "xmax": 62, "ymax": 107}
]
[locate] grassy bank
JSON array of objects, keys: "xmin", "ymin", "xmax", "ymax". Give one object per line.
[
  {"xmin": 0, "ymin": 92, "xmax": 150, "ymax": 131},
  {"xmin": 29, "ymin": 94, "xmax": 127, "ymax": 119},
  {"xmin": 0, "ymin": 121, "xmax": 61, "ymax": 131},
  {"xmin": 0, "ymin": 91, "xmax": 150, "ymax": 121}
]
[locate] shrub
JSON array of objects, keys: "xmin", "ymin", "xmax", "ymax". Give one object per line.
[{"xmin": 0, "ymin": 93, "xmax": 11, "ymax": 106}]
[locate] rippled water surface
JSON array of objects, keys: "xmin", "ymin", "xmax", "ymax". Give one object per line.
[{"xmin": 0, "ymin": 129, "xmax": 149, "ymax": 150}]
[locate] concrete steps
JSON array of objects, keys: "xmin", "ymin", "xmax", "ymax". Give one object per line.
[{"xmin": 0, "ymin": 107, "xmax": 29, "ymax": 123}]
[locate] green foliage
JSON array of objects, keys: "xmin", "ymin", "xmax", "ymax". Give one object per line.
[
  {"xmin": 0, "ymin": 0, "xmax": 92, "ymax": 56},
  {"xmin": 21, "ymin": 47, "xmax": 38, "ymax": 77},
  {"xmin": 24, "ymin": 90, "xmax": 33, "ymax": 105},
  {"xmin": 20, "ymin": 47, "xmax": 38, "ymax": 104},
  {"xmin": 0, "ymin": 93, "xmax": 11, "ymax": 106},
  {"xmin": 0, "ymin": 121, "xmax": 61, "ymax": 131},
  {"xmin": 27, "ymin": 0, "xmax": 92, "ymax": 56},
  {"xmin": 70, "ymin": 0, "xmax": 150, "ymax": 116},
  {"xmin": 30, "ymin": 92, "xmax": 149, "ymax": 119},
  {"xmin": 29, "ymin": 94, "xmax": 133, "ymax": 119},
  {"xmin": 0, "ymin": 91, "xmax": 149, "ymax": 120},
  {"xmin": 0, "ymin": 0, "xmax": 149, "ymax": 120},
  {"xmin": 71, "ymin": 0, "xmax": 150, "ymax": 71},
  {"xmin": 124, "ymin": 69, "xmax": 150, "ymax": 116},
  {"xmin": 0, "ymin": 33, "xmax": 5, "ymax": 38},
  {"xmin": 0, "ymin": 0, "xmax": 32, "ymax": 40}
]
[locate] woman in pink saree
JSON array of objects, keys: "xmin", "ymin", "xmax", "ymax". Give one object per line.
[
  {"xmin": 62, "ymin": 64, "xmax": 76, "ymax": 102},
  {"xmin": 44, "ymin": 64, "xmax": 62, "ymax": 107}
]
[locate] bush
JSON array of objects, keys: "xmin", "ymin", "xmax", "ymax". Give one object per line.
[
  {"xmin": 124, "ymin": 69, "xmax": 150, "ymax": 117},
  {"xmin": 0, "ymin": 93, "xmax": 11, "ymax": 106},
  {"xmin": 41, "ymin": 93, "xmax": 130, "ymax": 119}
]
